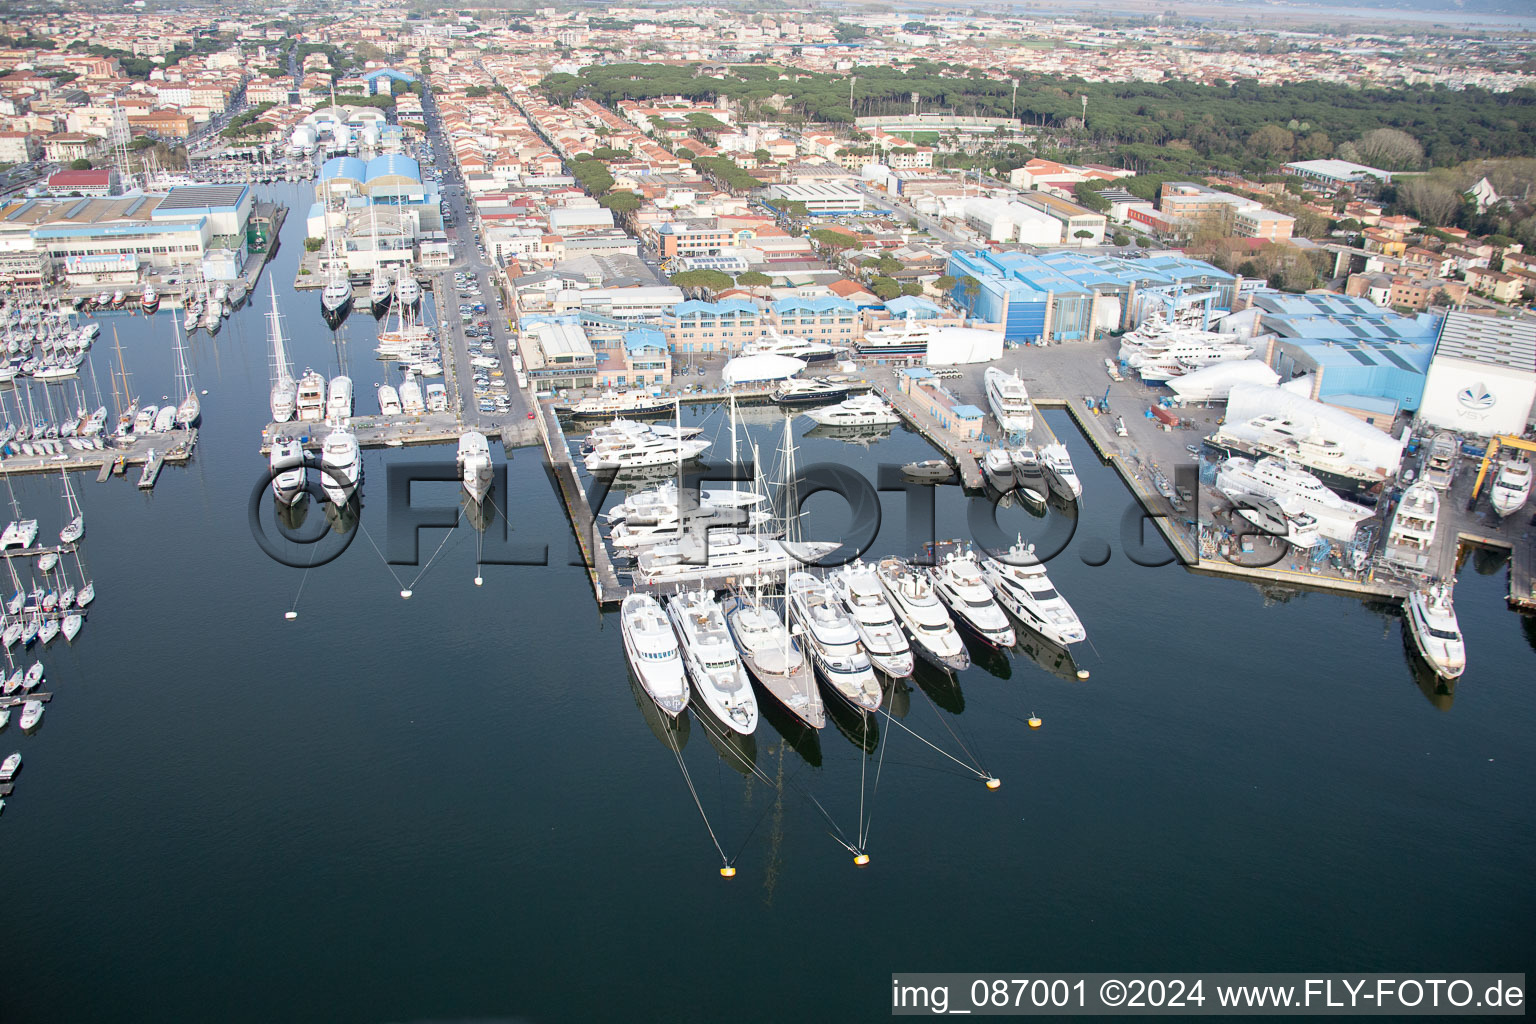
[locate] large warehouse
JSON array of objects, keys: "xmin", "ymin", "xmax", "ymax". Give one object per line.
[{"xmin": 1417, "ymin": 311, "xmax": 1536, "ymax": 437}]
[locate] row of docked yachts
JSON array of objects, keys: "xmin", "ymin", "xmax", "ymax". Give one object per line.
[
  {"xmin": 620, "ymin": 541, "xmax": 1087, "ymax": 733},
  {"xmin": 981, "ymin": 442, "xmax": 1082, "ymax": 506}
]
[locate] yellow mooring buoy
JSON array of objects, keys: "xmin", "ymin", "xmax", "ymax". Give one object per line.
[
  {"xmin": 1028, "ymin": 716, "xmax": 1043, "ymax": 729},
  {"xmin": 985, "ymin": 777, "xmax": 1001, "ymax": 790},
  {"xmin": 854, "ymin": 853, "xmax": 871, "ymax": 867},
  {"xmin": 720, "ymin": 865, "xmax": 737, "ymax": 878}
]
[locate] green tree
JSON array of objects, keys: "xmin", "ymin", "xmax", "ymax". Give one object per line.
[
  {"xmin": 959, "ymin": 275, "xmax": 981, "ymax": 308},
  {"xmin": 68, "ymin": 158, "xmax": 92, "ymax": 171},
  {"xmin": 809, "ymin": 228, "xmax": 859, "ymax": 252},
  {"xmin": 753, "ymin": 148, "xmax": 772, "ymax": 164},
  {"xmin": 934, "ymin": 274, "xmax": 957, "ymax": 292},
  {"xmin": 599, "ymin": 190, "xmax": 641, "ymax": 214},
  {"xmin": 1072, "ymin": 181, "xmax": 1112, "ymax": 212},
  {"xmin": 736, "ymin": 270, "xmax": 772, "ymax": 292},
  {"xmin": 304, "ymin": 237, "xmax": 324, "ymax": 252},
  {"xmin": 1112, "ymin": 231, "xmax": 1131, "ymax": 246},
  {"xmin": 869, "ymin": 276, "xmax": 903, "ymax": 301},
  {"xmin": 670, "ymin": 269, "xmax": 733, "ymax": 294}
]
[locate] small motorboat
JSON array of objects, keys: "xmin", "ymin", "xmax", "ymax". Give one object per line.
[
  {"xmin": 0, "ymin": 751, "xmax": 19, "ymax": 781},
  {"xmin": 901, "ymin": 459, "xmax": 953, "ymax": 483},
  {"xmin": 23, "ymin": 661, "xmax": 43, "ymax": 690},
  {"xmin": 19, "ymin": 700, "xmax": 42, "ymax": 730}
]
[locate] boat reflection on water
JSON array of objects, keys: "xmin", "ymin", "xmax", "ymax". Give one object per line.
[
  {"xmin": 323, "ymin": 494, "xmax": 359, "ymax": 536},
  {"xmin": 884, "ymin": 675, "xmax": 911, "ymax": 719},
  {"xmin": 463, "ymin": 490, "xmax": 496, "ymax": 533},
  {"xmin": 804, "ymin": 423, "xmax": 895, "ymax": 448},
  {"xmin": 911, "ymin": 658, "xmax": 965, "ymax": 715},
  {"xmin": 275, "ymin": 493, "xmax": 312, "ymax": 534},
  {"xmin": 697, "ymin": 707, "xmax": 757, "ymax": 776},
  {"xmin": 826, "ymin": 691, "xmax": 879, "ymax": 754},
  {"xmin": 961, "ymin": 630, "xmax": 1012, "ymax": 681},
  {"xmin": 1402, "ymin": 624, "xmax": 1456, "ymax": 711},
  {"xmin": 627, "ymin": 668, "xmax": 691, "ymax": 751},
  {"xmin": 756, "ymin": 684, "xmax": 822, "ymax": 768},
  {"xmin": 1011, "ymin": 624, "xmax": 1085, "ymax": 684},
  {"xmin": 1523, "ymin": 611, "xmax": 1536, "ymax": 657}
]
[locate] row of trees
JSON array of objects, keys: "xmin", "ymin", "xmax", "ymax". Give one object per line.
[{"xmin": 540, "ymin": 61, "xmax": 1536, "ymax": 172}]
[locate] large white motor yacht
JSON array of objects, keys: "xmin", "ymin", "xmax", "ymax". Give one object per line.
[
  {"xmin": 979, "ymin": 540, "xmax": 1087, "ymax": 648},
  {"xmin": 666, "ymin": 589, "xmax": 757, "ymax": 734},
  {"xmin": 1405, "ymin": 582, "xmax": 1465, "ymax": 680},
  {"xmin": 984, "ymin": 367, "xmax": 1034, "ymax": 435},
  {"xmin": 827, "ymin": 561, "xmax": 915, "ymax": 678},
  {"xmin": 928, "ymin": 548, "xmax": 1015, "ymax": 649},
  {"xmin": 874, "ymin": 557, "xmax": 969, "ymax": 672},
  {"xmin": 319, "ymin": 427, "xmax": 361, "ymax": 505},
  {"xmin": 457, "ymin": 431, "xmax": 492, "ymax": 505},
  {"xmin": 620, "ymin": 593, "xmax": 689, "ymax": 716},
  {"xmin": 785, "ymin": 571, "xmax": 883, "ymax": 713}
]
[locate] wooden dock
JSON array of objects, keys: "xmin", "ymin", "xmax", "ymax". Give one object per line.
[
  {"xmin": 0, "ymin": 428, "xmax": 197, "ymax": 480},
  {"xmin": 1509, "ymin": 534, "xmax": 1536, "ymax": 612},
  {"xmin": 1, "ymin": 542, "xmax": 78, "ymax": 562},
  {"xmin": 538, "ymin": 404, "xmax": 624, "ymax": 606},
  {"xmin": 137, "ymin": 448, "xmax": 165, "ymax": 489},
  {"xmin": 0, "ymin": 692, "xmax": 53, "ymax": 709}
]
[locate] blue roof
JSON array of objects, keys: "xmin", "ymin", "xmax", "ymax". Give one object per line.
[
  {"xmin": 362, "ymin": 68, "xmax": 418, "ymax": 84},
  {"xmin": 885, "ymin": 295, "xmax": 942, "ymax": 319},
  {"xmin": 770, "ymin": 296, "xmax": 855, "ymax": 314},
  {"xmin": 320, "ymin": 156, "xmax": 367, "ymax": 183},
  {"xmin": 670, "ymin": 299, "xmax": 759, "ymax": 317},
  {"xmin": 623, "ymin": 327, "xmax": 667, "ymax": 353},
  {"xmin": 951, "ymin": 404, "xmax": 986, "ymax": 419},
  {"xmin": 902, "ymin": 367, "xmax": 936, "ymax": 379},
  {"xmin": 366, "ymin": 153, "xmax": 420, "ymax": 183}
]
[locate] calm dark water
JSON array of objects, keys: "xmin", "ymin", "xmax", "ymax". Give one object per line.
[{"xmin": 2, "ymin": 184, "xmax": 1532, "ymax": 1024}]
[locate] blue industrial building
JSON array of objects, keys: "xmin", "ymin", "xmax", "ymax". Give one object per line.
[
  {"xmin": 1249, "ymin": 291, "xmax": 1440, "ymax": 423},
  {"xmin": 945, "ymin": 250, "xmax": 1237, "ymax": 343}
]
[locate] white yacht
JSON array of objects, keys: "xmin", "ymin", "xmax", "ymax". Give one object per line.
[
  {"xmin": 1009, "ymin": 446, "xmax": 1048, "ymax": 503},
  {"xmin": 611, "ymin": 504, "xmax": 772, "ymax": 551},
  {"xmin": 1227, "ymin": 494, "xmax": 1321, "ymax": 550},
  {"xmin": 741, "ymin": 327, "xmax": 836, "ymax": 363},
  {"xmin": 320, "ymin": 273, "xmax": 352, "ymax": 322},
  {"xmin": 319, "ymin": 427, "xmax": 361, "ymax": 505},
  {"xmin": 666, "ymin": 589, "xmax": 757, "ymax": 735},
  {"xmin": 620, "ymin": 593, "xmax": 689, "ymax": 717},
  {"xmin": 803, "ymin": 394, "xmax": 899, "ymax": 428},
  {"xmin": 295, "ymin": 371, "xmax": 326, "ymax": 422},
  {"xmin": 605, "ymin": 481, "xmax": 766, "ymax": 526},
  {"xmin": 395, "ymin": 270, "xmax": 421, "ymax": 309},
  {"xmin": 377, "ymin": 384, "xmax": 402, "ymax": 416},
  {"xmin": 1210, "ymin": 414, "xmax": 1386, "ymax": 503},
  {"xmin": 928, "ymin": 547, "xmax": 1015, "ymax": 649},
  {"xmin": 457, "ymin": 431, "xmax": 492, "ymax": 505},
  {"xmin": 1406, "ymin": 582, "xmax": 1465, "ymax": 680},
  {"xmin": 1384, "ymin": 481, "xmax": 1439, "ymax": 571},
  {"xmin": 369, "ymin": 266, "xmax": 393, "ymax": 315},
  {"xmin": 62, "ymin": 612, "xmax": 82, "ymax": 642},
  {"xmin": 0, "ymin": 751, "xmax": 18, "ymax": 781},
  {"xmin": 634, "ymin": 532, "xmax": 837, "ymax": 586},
  {"xmin": 984, "ymin": 366, "xmax": 1034, "ymax": 435},
  {"xmin": 583, "ymin": 433, "xmax": 710, "ymax": 472},
  {"xmin": 134, "ymin": 405, "xmax": 158, "ymax": 433},
  {"xmin": 269, "ymin": 435, "xmax": 307, "ymax": 506},
  {"xmin": 785, "ymin": 571, "xmax": 882, "ymax": 713},
  {"xmin": 1, "ymin": 519, "xmax": 37, "ymax": 551},
  {"xmin": 569, "ymin": 389, "xmax": 673, "ymax": 420},
  {"xmin": 1490, "ymin": 456, "xmax": 1531, "ymax": 517},
  {"xmin": 982, "ymin": 448, "xmax": 1016, "ymax": 493},
  {"xmin": 874, "ymin": 557, "xmax": 969, "ymax": 672},
  {"xmin": 152, "ymin": 405, "xmax": 177, "ymax": 433},
  {"xmin": 722, "ymin": 592, "xmax": 824, "ymax": 729},
  {"xmin": 828, "ymin": 561, "xmax": 915, "ymax": 678},
  {"xmin": 399, "ymin": 375, "xmax": 425, "ymax": 416},
  {"xmin": 270, "ymin": 288, "xmax": 298, "ymax": 421},
  {"xmin": 18, "ymin": 700, "xmax": 41, "ymax": 730},
  {"xmin": 980, "ymin": 540, "xmax": 1087, "ymax": 649},
  {"xmin": 772, "ymin": 378, "xmax": 854, "ymax": 407},
  {"xmin": 1214, "ymin": 456, "xmax": 1373, "ymax": 536},
  {"xmin": 327, "ymin": 376, "xmax": 354, "ymax": 421},
  {"xmin": 1038, "ymin": 442, "xmax": 1082, "ymax": 500}
]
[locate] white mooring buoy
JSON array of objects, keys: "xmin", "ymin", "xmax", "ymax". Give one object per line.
[
  {"xmin": 400, "ymin": 589, "xmax": 413, "ymax": 599},
  {"xmin": 474, "ymin": 576, "xmax": 483, "ymax": 587},
  {"xmin": 284, "ymin": 611, "xmax": 298, "ymax": 620}
]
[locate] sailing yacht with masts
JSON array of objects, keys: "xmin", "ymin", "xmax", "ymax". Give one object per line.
[
  {"xmin": 58, "ymin": 467, "xmax": 83, "ymax": 544},
  {"xmin": 267, "ymin": 282, "xmax": 297, "ymax": 423},
  {"xmin": 172, "ymin": 317, "xmax": 199, "ymax": 427}
]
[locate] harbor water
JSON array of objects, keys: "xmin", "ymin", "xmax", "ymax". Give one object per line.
[{"xmin": 2, "ymin": 183, "xmax": 1533, "ymax": 1023}]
